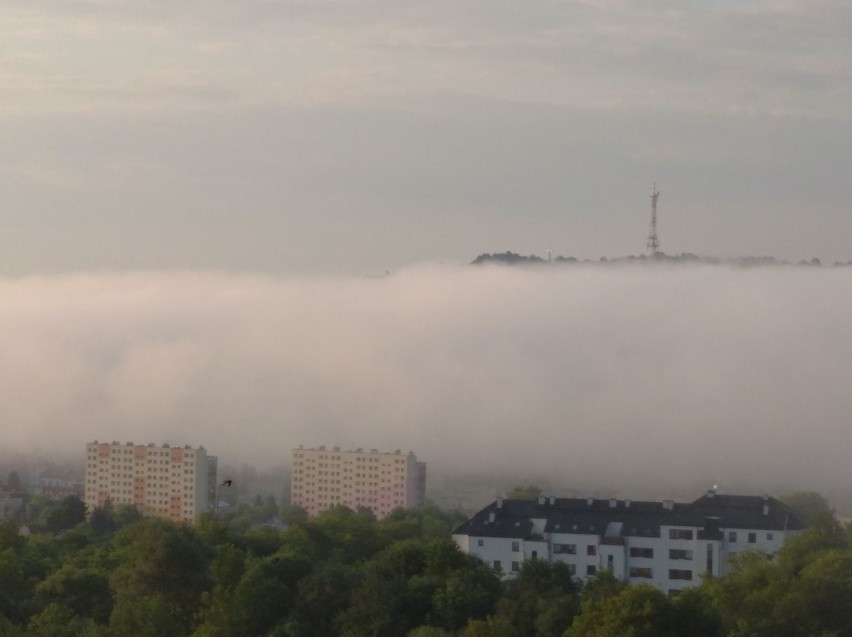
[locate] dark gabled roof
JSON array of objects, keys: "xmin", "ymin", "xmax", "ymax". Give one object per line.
[
  {"xmin": 453, "ymin": 492, "xmax": 806, "ymax": 539},
  {"xmin": 453, "ymin": 506, "xmax": 537, "ymax": 539},
  {"xmin": 690, "ymin": 493, "xmax": 805, "ymax": 531}
]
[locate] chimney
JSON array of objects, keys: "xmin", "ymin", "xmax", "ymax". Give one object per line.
[
  {"xmin": 587, "ymin": 497, "xmax": 594, "ymax": 507},
  {"xmin": 496, "ymin": 497, "xmax": 504, "ymax": 509},
  {"xmin": 624, "ymin": 499, "xmax": 631, "ymax": 508},
  {"xmin": 537, "ymin": 495, "xmax": 546, "ymax": 505},
  {"xmin": 549, "ymin": 496, "xmax": 556, "ymax": 506},
  {"xmin": 609, "ymin": 499, "xmax": 617, "ymax": 508},
  {"xmin": 706, "ymin": 489, "xmax": 716, "ymax": 499},
  {"xmin": 662, "ymin": 499, "xmax": 674, "ymax": 511}
]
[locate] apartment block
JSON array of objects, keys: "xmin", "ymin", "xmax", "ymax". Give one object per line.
[
  {"xmin": 84, "ymin": 441, "xmax": 217, "ymax": 524},
  {"xmin": 453, "ymin": 491, "xmax": 804, "ymax": 595},
  {"xmin": 291, "ymin": 446, "xmax": 426, "ymax": 518}
]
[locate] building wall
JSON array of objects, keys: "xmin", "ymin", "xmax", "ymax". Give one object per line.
[
  {"xmin": 455, "ymin": 535, "xmax": 518, "ymax": 575},
  {"xmin": 291, "ymin": 446, "xmax": 426, "ymax": 518},
  {"xmin": 84, "ymin": 441, "xmax": 216, "ymax": 524},
  {"xmin": 458, "ymin": 522, "xmax": 797, "ymax": 595},
  {"xmin": 549, "ymin": 532, "xmax": 604, "ymax": 579},
  {"xmin": 718, "ymin": 526, "xmax": 790, "ymax": 571}
]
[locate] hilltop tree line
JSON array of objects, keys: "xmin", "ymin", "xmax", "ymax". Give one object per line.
[
  {"xmin": 471, "ymin": 251, "xmax": 852, "ymax": 267},
  {"xmin": 0, "ymin": 492, "xmax": 851, "ymax": 636}
]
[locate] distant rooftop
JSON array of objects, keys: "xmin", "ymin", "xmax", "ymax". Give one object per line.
[
  {"xmin": 294, "ymin": 445, "xmax": 415, "ymax": 456},
  {"xmin": 454, "ymin": 491, "xmax": 806, "ymax": 540}
]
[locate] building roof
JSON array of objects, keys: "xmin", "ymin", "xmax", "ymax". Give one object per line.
[{"xmin": 453, "ymin": 492, "xmax": 806, "ymax": 540}]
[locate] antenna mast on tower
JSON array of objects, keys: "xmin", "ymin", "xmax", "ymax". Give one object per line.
[{"xmin": 647, "ymin": 183, "xmax": 660, "ymax": 256}]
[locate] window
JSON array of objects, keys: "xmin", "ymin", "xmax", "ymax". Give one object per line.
[
  {"xmin": 511, "ymin": 561, "xmax": 520, "ymax": 572},
  {"xmin": 511, "ymin": 541, "xmax": 520, "ymax": 552},
  {"xmin": 630, "ymin": 547, "xmax": 654, "ymax": 559},
  {"xmin": 587, "ymin": 545, "xmax": 597, "ymax": 556},
  {"xmin": 586, "ymin": 565, "xmax": 597, "ymax": 576},
  {"xmin": 728, "ymin": 531, "xmax": 737, "ymax": 542},
  {"xmin": 767, "ymin": 532, "xmax": 774, "ymax": 541},
  {"xmin": 493, "ymin": 560, "xmax": 502, "ymax": 571},
  {"xmin": 629, "ymin": 567, "xmax": 653, "ymax": 578},
  {"xmin": 567, "ymin": 563, "xmax": 577, "ymax": 575},
  {"xmin": 669, "ymin": 529, "xmax": 694, "ymax": 540},
  {"xmin": 477, "ymin": 539, "xmax": 484, "ymax": 547},
  {"xmin": 748, "ymin": 532, "xmax": 757, "ymax": 544},
  {"xmin": 669, "ymin": 549, "xmax": 693, "ymax": 560},
  {"xmin": 669, "ymin": 569, "xmax": 693, "ymax": 580},
  {"xmin": 531, "ymin": 550, "xmax": 538, "ymax": 559},
  {"xmin": 554, "ymin": 543, "xmax": 577, "ymax": 554}
]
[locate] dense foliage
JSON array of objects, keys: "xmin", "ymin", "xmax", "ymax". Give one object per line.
[{"xmin": 0, "ymin": 497, "xmax": 850, "ymax": 636}]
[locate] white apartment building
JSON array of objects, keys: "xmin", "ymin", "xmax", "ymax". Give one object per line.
[
  {"xmin": 291, "ymin": 446, "xmax": 427, "ymax": 518},
  {"xmin": 453, "ymin": 491, "xmax": 805, "ymax": 595},
  {"xmin": 84, "ymin": 441, "xmax": 217, "ymax": 524}
]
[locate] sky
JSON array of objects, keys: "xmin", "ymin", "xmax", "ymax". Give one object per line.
[
  {"xmin": 2, "ymin": 0, "xmax": 852, "ymax": 272},
  {"xmin": 2, "ymin": 2, "xmax": 852, "ymax": 502}
]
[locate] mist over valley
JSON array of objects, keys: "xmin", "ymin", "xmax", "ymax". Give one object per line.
[{"xmin": 3, "ymin": 262, "xmax": 850, "ymax": 509}]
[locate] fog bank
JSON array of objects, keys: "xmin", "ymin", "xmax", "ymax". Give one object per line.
[{"xmin": 2, "ymin": 264, "xmax": 850, "ymax": 496}]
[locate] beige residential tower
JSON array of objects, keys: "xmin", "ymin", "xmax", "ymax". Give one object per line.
[
  {"xmin": 84, "ymin": 441, "xmax": 217, "ymax": 524},
  {"xmin": 291, "ymin": 446, "xmax": 426, "ymax": 518}
]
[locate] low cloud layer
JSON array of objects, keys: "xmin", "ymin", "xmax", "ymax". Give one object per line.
[{"xmin": 2, "ymin": 264, "xmax": 850, "ymax": 498}]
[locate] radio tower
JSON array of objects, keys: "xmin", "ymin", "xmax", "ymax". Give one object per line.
[{"xmin": 646, "ymin": 182, "xmax": 660, "ymax": 257}]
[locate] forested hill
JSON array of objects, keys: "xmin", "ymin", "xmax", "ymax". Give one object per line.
[{"xmin": 471, "ymin": 251, "xmax": 850, "ymax": 267}]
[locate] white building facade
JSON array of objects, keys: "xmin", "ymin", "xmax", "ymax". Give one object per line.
[
  {"xmin": 453, "ymin": 491, "xmax": 804, "ymax": 595},
  {"xmin": 291, "ymin": 446, "xmax": 427, "ymax": 518},
  {"xmin": 84, "ymin": 441, "xmax": 217, "ymax": 524}
]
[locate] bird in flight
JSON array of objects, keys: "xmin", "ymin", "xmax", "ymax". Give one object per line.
[{"xmin": 222, "ymin": 479, "xmax": 233, "ymax": 487}]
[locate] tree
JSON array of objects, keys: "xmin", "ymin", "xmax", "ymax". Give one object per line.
[
  {"xmin": 35, "ymin": 566, "xmax": 112, "ymax": 623},
  {"xmin": 380, "ymin": 505, "xmax": 468, "ymax": 543},
  {"xmin": 0, "ymin": 614, "xmax": 24, "ymax": 637},
  {"xmin": 430, "ymin": 560, "xmax": 502, "ymax": 632},
  {"xmin": 226, "ymin": 552, "xmax": 312, "ymax": 636},
  {"xmin": 86, "ymin": 501, "xmax": 141, "ymax": 537},
  {"xmin": 702, "ymin": 524, "xmax": 852, "ymax": 637},
  {"xmin": 779, "ymin": 491, "xmax": 833, "ymax": 526},
  {"xmin": 193, "ymin": 544, "xmax": 250, "ymax": 637},
  {"xmin": 773, "ymin": 549, "xmax": 852, "ymax": 636},
  {"xmin": 339, "ymin": 540, "xmax": 433, "ymax": 637},
  {"xmin": 113, "ymin": 504, "xmax": 143, "ymax": 529},
  {"xmin": 406, "ymin": 628, "xmax": 451, "ymax": 637},
  {"xmin": 567, "ymin": 585, "xmax": 679, "ymax": 637},
  {"xmin": 285, "ymin": 561, "xmax": 357, "ymax": 637},
  {"xmin": 109, "ymin": 518, "xmax": 211, "ymax": 633},
  {"xmin": 109, "ymin": 595, "xmax": 186, "ymax": 637},
  {"xmin": 307, "ymin": 505, "xmax": 384, "ymax": 564},
  {"xmin": 0, "ymin": 547, "xmax": 30, "ymax": 622},
  {"xmin": 0, "ymin": 521, "xmax": 24, "ymax": 552},
  {"xmin": 87, "ymin": 503, "xmax": 115, "ymax": 537},
  {"xmin": 495, "ymin": 559, "xmax": 580, "ymax": 637},
  {"xmin": 460, "ymin": 616, "xmax": 516, "ymax": 637},
  {"xmin": 26, "ymin": 602, "xmax": 108, "ymax": 637},
  {"xmin": 278, "ymin": 505, "xmax": 308, "ymax": 527},
  {"xmin": 44, "ymin": 497, "xmax": 86, "ymax": 534},
  {"xmin": 338, "ymin": 539, "xmax": 494, "ymax": 637},
  {"xmin": 505, "ymin": 486, "xmax": 542, "ymax": 500}
]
